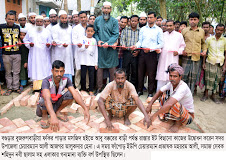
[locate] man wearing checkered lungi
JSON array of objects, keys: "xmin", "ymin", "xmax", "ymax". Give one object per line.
[
  {"xmin": 201, "ymin": 24, "xmax": 226, "ymax": 103},
  {"xmin": 181, "ymin": 12, "xmax": 207, "ymax": 94},
  {"xmin": 146, "ymin": 63, "xmax": 194, "ymax": 132}
]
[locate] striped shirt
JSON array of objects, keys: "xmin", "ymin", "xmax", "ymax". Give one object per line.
[{"xmin": 121, "ymin": 26, "xmax": 140, "ymax": 50}]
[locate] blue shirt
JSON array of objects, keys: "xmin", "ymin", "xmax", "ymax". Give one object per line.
[{"xmin": 136, "ymin": 24, "xmax": 164, "ymax": 50}]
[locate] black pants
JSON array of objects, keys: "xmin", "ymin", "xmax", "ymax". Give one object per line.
[
  {"xmin": 138, "ymin": 50, "xmax": 158, "ymax": 94},
  {"xmin": 81, "ymin": 65, "xmax": 95, "ymax": 92},
  {"xmin": 122, "ymin": 50, "xmax": 138, "ymax": 88}
]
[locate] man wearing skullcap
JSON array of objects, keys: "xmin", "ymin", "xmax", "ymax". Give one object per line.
[
  {"xmin": 72, "ymin": 10, "xmax": 79, "ymax": 28},
  {"xmin": 44, "ymin": 17, "xmax": 50, "ymax": 28},
  {"xmin": 139, "ymin": 12, "xmax": 147, "ymax": 28},
  {"xmin": 25, "ymin": 12, "xmax": 36, "ymax": 30},
  {"xmin": 146, "ymin": 63, "xmax": 195, "ymax": 133},
  {"xmin": 46, "ymin": 9, "xmax": 58, "ymax": 32},
  {"xmin": 18, "ymin": 13, "xmax": 26, "ymax": 28},
  {"xmin": 23, "ymin": 15, "xmax": 52, "ymax": 90}
]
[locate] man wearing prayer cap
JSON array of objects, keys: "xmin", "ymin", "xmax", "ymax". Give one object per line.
[
  {"xmin": 25, "ymin": 12, "xmax": 37, "ymax": 30},
  {"xmin": 94, "ymin": 1, "xmax": 119, "ymax": 95},
  {"xmin": 72, "ymin": 10, "xmax": 79, "ymax": 28},
  {"xmin": 146, "ymin": 63, "xmax": 195, "ymax": 133},
  {"xmin": 18, "ymin": 13, "xmax": 26, "ymax": 28},
  {"xmin": 23, "ymin": 15, "xmax": 52, "ymax": 89},
  {"xmin": 47, "ymin": 9, "xmax": 58, "ymax": 32},
  {"xmin": 44, "ymin": 17, "xmax": 50, "ymax": 28},
  {"xmin": 139, "ymin": 12, "xmax": 147, "ymax": 28},
  {"xmin": 51, "ymin": 10, "xmax": 74, "ymax": 81}
]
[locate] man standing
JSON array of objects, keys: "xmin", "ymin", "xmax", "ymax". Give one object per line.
[
  {"xmin": 25, "ymin": 12, "xmax": 36, "ymax": 30},
  {"xmin": 44, "ymin": 17, "xmax": 50, "ymax": 28},
  {"xmin": 36, "ymin": 60, "xmax": 90, "ymax": 130},
  {"xmin": 18, "ymin": 13, "xmax": 26, "ymax": 28},
  {"xmin": 156, "ymin": 16, "xmax": 163, "ymax": 27},
  {"xmin": 181, "ymin": 12, "xmax": 207, "ymax": 94},
  {"xmin": 133, "ymin": 11, "xmax": 164, "ymax": 97},
  {"xmin": 139, "ymin": 12, "xmax": 147, "ymax": 28},
  {"xmin": 146, "ymin": 64, "xmax": 194, "ymax": 133},
  {"xmin": 201, "ymin": 24, "xmax": 226, "ymax": 103},
  {"xmin": 202, "ymin": 21, "xmax": 211, "ymax": 40},
  {"xmin": 94, "ymin": 1, "xmax": 119, "ymax": 94},
  {"xmin": 121, "ymin": 15, "xmax": 140, "ymax": 88},
  {"xmin": 23, "ymin": 15, "xmax": 52, "ymax": 84},
  {"xmin": 156, "ymin": 20, "xmax": 185, "ymax": 91},
  {"xmin": 98, "ymin": 69, "xmax": 151, "ymax": 129},
  {"xmin": 68, "ymin": 14, "xmax": 73, "ymax": 26},
  {"xmin": 72, "ymin": 10, "xmax": 79, "ymax": 28},
  {"xmin": 46, "ymin": 9, "xmax": 58, "ymax": 32},
  {"xmin": 0, "ymin": 11, "xmax": 21, "ymax": 95},
  {"xmin": 88, "ymin": 15, "xmax": 96, "ymax": 25},
  {"xmin": 174, "ymin": 21, "xmax": 180, "ymax": 32},
  {"xmin": 161, "ymin": 19, "xmax": 167, "ymax": 32},
  {"xmin": 52, "ymin": 10, "xmax": 74, "ymax": 81}
]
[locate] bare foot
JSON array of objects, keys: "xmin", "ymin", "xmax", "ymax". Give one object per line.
[
  {"xmin": 169, "ymin": 121, "xmax": 182, "ymax": 133},
  {"xmin": 124, "ymin": 117, "xmax": 131, "ymax": 126}
]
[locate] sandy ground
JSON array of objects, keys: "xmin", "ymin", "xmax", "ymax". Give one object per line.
[{"xmin": 0, "ymin": 85, "xmax": 225, "ymax": 133}]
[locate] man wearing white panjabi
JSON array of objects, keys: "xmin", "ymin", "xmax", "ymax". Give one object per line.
[
  {"xmin": 25, "ymin": 12, "xmax": 36, "ymax": 30},
  {"xmin": 23, "ymin": 15, "xmax": 52, "ymax": 83},
  {"xmin": 46, "ymin": 9, "xmax": 58, "ymax": 32},
  {"xmin": 51, "ymin": 10, "xmax": 74, "ymax": 81}
]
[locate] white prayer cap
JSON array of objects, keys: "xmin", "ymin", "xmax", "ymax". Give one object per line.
[
  {"xmin": 20, "ymin": 28, "xmax": 27, "ymax": 33},
  {"xmin": 28, "ymin": 12, "xmax": 36, "ymax": 17},
  {"xmin": 35, "ymin": 15, "xmax": 44, "ymax": 20},
  {"xmin": 49, "ymin": 9, "xmax": 57, "ymax": 15},
  {"xmin": 72, "ymin": 10, "xmax": 78, "ymax": 15},
  {"xmin": 103, "ymin": 1, "xmax": 111, "ymax": 7},
  {"xmin": 18, "ymin": 13, "xmax": 26, "ymax": 20},
  {"xmin": 58, "ymin": 10, "xmax": 67, "ymax": 17},
  {"xmin": 44, "ymin": 17, "xmax": 49, "ymax": 20},
  {"xmin": 116, "ymin": 16, "xmax": 121, "ymax": 20},
  {"xmin": 139, "ymin": 12, "xmax": 147, "ymax": 18}
]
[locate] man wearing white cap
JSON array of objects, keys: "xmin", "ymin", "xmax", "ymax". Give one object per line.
[
  {"xmin": 25, "ymin": 12, "xmax": 36, "ymax": 30},
  {"xmin": 94, "ymin": 1, "xmax": 119, "ymax": 94},
  {"xmin": 51, "ymin": 10, "xmax": 74, "ymax": 81},
  {"xmin": 18, "ymin": 13, "xmax": 26, "ymax": 28},
  {"xmin": 72, "ymin": 10, "xmax": 79, "ymax": 28},
  {"xmin": 23, "ymin": 15, "xmax": 52, "ymax": 86},
  {"xmin": 139, "ymin": 12, "xmax": 147, "ymax": 28},
  {"xmin": 44, "ymin": 17, "xmax": 50, "ymax": 28},
  {"xmin": 46, "ymin": 9, "xmax": 58, "ymax": 32}
]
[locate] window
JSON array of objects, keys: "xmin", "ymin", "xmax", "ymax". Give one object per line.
[
  {"xmin": 13, "ymin": 0, "xmax": 16, "ymax": 3},
  {"xmin": 17, "ymin": 0, "xmax": 20, "ymax": 5},
  {"xmin": 7, "ymin": 0, "xmax": 11, "ymax": 2}
]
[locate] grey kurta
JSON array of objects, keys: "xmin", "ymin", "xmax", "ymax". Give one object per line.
[{"xmin": 94, "ymin": 16, "xmax": 119, "ymax": 68}]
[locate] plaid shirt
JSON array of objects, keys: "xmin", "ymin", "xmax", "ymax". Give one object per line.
[
  {"xmin": 121, "ymin": 26, "xmax": 140, "ymax": 50},
  {"xmin": 118, "ymin": 26, "xmax": 123, "ymax": 58}
]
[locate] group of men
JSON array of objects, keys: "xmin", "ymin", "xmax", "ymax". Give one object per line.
[{"xmin": 0, "ymin": 1, "xmax": 226, "ymax": 132}]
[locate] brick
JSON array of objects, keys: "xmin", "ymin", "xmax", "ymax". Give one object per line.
[
  {"xmin": 62, "ymin": 121, "xmax": 78, "ymax": 131},
  {"xmin": 99, "ymin": 122, "xmax": 107, "ymax": 128},
  {"xmin": 0, "ymin": 117, "xmax": 15, "ymax": 127},
  {"xmin": 133, "ymin": 111, "xmax": 144, "ymax": 118},
  {"xmin": 99, "ymin": 124, "xmax": 119, "ymax": 133},
  {"xmin": 21, "ymin": 127, "xmax": 44, "ymax": 133},
  {"xmin": 0, "ymin": 125, "xmax": 17, "ymax": 133},
  {"xmin": 89, "ymin": 96, "xmax": 97, "ymax": 110},
  {"xmin": 129, "ymin": 124, "xmax": 142, "ymax": 132},
  {"xmin": 38, "ymin": 127, "xmax": 54, "ymax": 133},
  {"xmin": 60, "ymin": 107, "xmax": 70, "ymax": 113},
  {"xmin": 12, "ymin": 118, "xmax": 27, "ymax": 128},
  {"xmin": 69, "ymin": 128, "xmax": 84, "ymax": 133},
  {"xmin": 85, "ymin": 96, "xmax": 91, "ymax": 108},
  {"xmin": 0, "ymin": 101, "xmax": 14, "ymax": 115},
  {"xmin": 130, "ymin": 116, "xmax": 144, "ymax": 124},
  {"xmin": 77, "ymin": 105, "xmax": 84, "ymax": 114},
  {"xmin": 28, "ymin": 92, "xmax": 40, "ymax": 107},
  {"xmin": 80, "ymin": 91, "xmax": 89, "ymax": 98},
  {"xmin": 139, "ymin": 129, "xmax": 149, "ymax": 133},
  {"xmin": 70, "ymin": 116, "xmax": 84, "ymax": 124},
  {"xmin": 89, "ymin": 115, "xmax": 98, "ymax": 122},
  {"xmin": 91, "ymin": 94, "xmax": 100, "ymax": 109},
  {"xmin": 10, "ymin": 126, "xmax": 31, "ymax": 133},
  {"xmin": 120, "ymin": 128, "xmax": 136, "ymax": 133},
  {"xmin": 94, "ymin": 117, "xmax": 105, "ymax": 124},
  {"xmin": 0, "ymin": 124, "xmax": 3, "ymax": 129},
  {"xmin": 20, "ymin": 95, "xmax": 31, "ymax": 106},
  {"xmin": 13, "ymin": 88, "xmax": 32, "ymax": 106},
  {"xmin": 129, "ymin": 113, "xmax": 137, "ymax": 119},
  {"xmin": 25, "ymin": 119, "xmax": 39, "ymax": 129},
  {"xmin": 134, "ymin": 121, "xmax": 146, "ymax": 130},
  {"xmin": 143, "ymin": 102, "xmax": 149, "ymax": 108},
  {"xmin": 57, "ymin": 126, "xmax": 70, "ymax": 133},
  {"xmin": 146, "ymin": 97, "xmax": 153, "ymax": 103},
  {"xmin": 76, "ymin": 89, "xmax": 85, "ymax": 101},
  {"xmin": 74, "ymin": 121, "xmax": 91, "ymax": 130},
  {"xmin": 68, "ymin": 116, "xmax": 75, "ymax": 121},
  {"xmin": 85, "ymin": 128, "xmax": 98, "ymax": 133},
  {"xmin": 114, "ymin": 122, "xmax": 130, "ymax": 131},
  {"xmin": 69, "ymin": 103, "xmax": 78, "ymax": 113},
  {"xmin": 88, "ymin": 122, "xmax": 100, "ymax": 130}
]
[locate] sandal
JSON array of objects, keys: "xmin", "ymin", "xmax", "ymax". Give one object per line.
[
  {"xmin": 57, "ymin": 113, "xmax": 69, "ymax": 122},
  {"xmin": 40, "ymin": 119, "xmax": 50, "ymax": 129},
  {"xmin": 200, "ymin": 95, "xmax": 208, "ymax": 102},
  {"xmin": 14, "ymin": 89, "xmax": 22, "ymax": 94},
  {"xmin": 0, "ymin": 89, "xmax": 5, "ymax": 96},
  {"xmin": 3, "ymin": 89, "xmax": 13, "ymax": 96},
  {"xmin": 19, "ymin": 86, "xmax": 24, "ymax": 93}
]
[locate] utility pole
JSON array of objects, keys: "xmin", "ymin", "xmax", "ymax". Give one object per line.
[
  {"xmin": 64, "ymin": 0, "xmax": 68, "ymax": 12},
  {"xmin": 77, "ymin": 0, "xmax": 81, "ymax": 12}
]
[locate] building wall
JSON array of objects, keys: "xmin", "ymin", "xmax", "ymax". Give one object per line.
[{"xmin": 0, "ymin": 0, "xmax": 6, "ymax": 23}]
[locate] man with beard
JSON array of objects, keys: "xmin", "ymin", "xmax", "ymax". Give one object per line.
[
  {"xmin": 72, "ymin": 11, "xmax": 88, "ymax": 89},
  {"xmin": 36, "ymin": 60, "xmax": 90, "ymax": 130},
  {"xmin": 72, "ymin": 10, "xmax": 79, "ymax": 28},
  {"xmin": 94, "ymin": 1, "xmax": 119, "ymax": 94},
  {"xmin": 68, "ymin": 14, "xmax": 73, "ymax": 26},
  {"xmin": 181, "ymin": 12, "xmax": 207, "ymax": 95},
  {"xmin": 139, "ymin": 12, "xmax": 147, "ymax": 28},
  {"xmin": 25, "ymin": 12, "xmax": 36, "ymax": 30},
  {"xmin": 146, "ymin": 63, "xmax": 194, "ymax": 133},
  {"xmin": 18, "ymin": 13, "xmax": 26, "ymax": 28},
  {"xmin": 51, "ymin": 10, "xmax": 74, "ymax": 81},
  {"xmin": 98, "ymin": 68, "xmax": 151, "ymax": 130},
  {"xmin": 46, "ymin": 9, "xmax": 58, "ymax": 32}
]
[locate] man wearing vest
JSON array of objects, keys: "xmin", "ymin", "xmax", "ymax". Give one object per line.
[{"xmin": 36, "ymin": 60, "xmax": 90, "ymax": 131}]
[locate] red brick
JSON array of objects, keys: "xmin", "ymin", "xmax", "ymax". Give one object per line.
[
  {"xmin": 38, "ymin": 127, "xmax": 54, "ymax": 133},
  {"xmin": 69, "ymin": 128, "xmax": 84, "ymax": 133},
  {"xmin": 130, "ymin": 113, "xmax": 137, "ymax": 119},
  {"xmin": 94, "ymin": 117, "xmax": 105, "ymax": 124},
  {"xmin": 10, "ymin": 126, "xmax": 31, "ymax": 133},
  {"xmin": 68, "ymin": 116, "xmax": 76, "ymax": 121},
  {"xmin": 130, "ymin": 116, "xmax": 143, "ymax": 124},
  {"xmin": 60, "ymin": 107, "xmax": 69, "ymax": 113},
  {"xmin": 80, "ymin": 91, "xmax": 89, "ymax": 97},
  {"xmin": 70, "ymin": 116, "xmax": 84, "ymax": 124},
  {"xmin": 20, "ymin": 95, "xmax": 31, "ymax": 106},
  {"xmin": 77, "ymin": 105, "xmax": 84, "ymax": 114},
  {"xmin": 0, "ymin": 117, "xmax": 15, "ymax": 127},
  {"xmin": 12, "ymin": 118, "xmax": 27, "ymax": 128},
  {"xmin": 74, "ymin": 121, "xmax": 91, "ymax": 130},
  {"xmin": 85, "ymin": 128, "xmax": 98, "ymax": 133},
  {"xmin": 99, "ymin": 122, "xmax": 107, "ymax": 128},
  {"xmin": 69, "ymin": 103, "xmax": 78, "ymax": 113},
  {"xmin": 88, "ymin": 122, "xmax": 100, "ymax": 130},
  {"xmin": 0, "ymin": 124, "xmax": 3, "ymax": 129},
  {"xmin": 99, "ymin": 124, "xmax": 119, "ymax": 133},
  {"xmin": 159, "ymin": 121, "xmax": 173, "ymax": 130},
  {"xmin": 146, "ymin": 97, "xmax": 153, "ymax": 103},
  {"xmin": 0, "ymin": 125, "xmax": 17, "ymax": 133},
  {"xmin": 89, "ymin": 115, "xmax": 98, "ymax": 122},
  {"xmin": 0, "ymin": 101, "xmax": 14, "ymax": 115},
  {"xmin": 129, "ymin": 124, "xmax": 142, "ymax": 132},
  {"xmin": 120, "ymin": 128, "xmax": 136, "ymax": 133},
  {"xmin": 62, "ymin": 121, "xmax": 78, "ymax": 131},
  {"xmin": 25, "ymin": 119, "xmax": 39, "ymax": 129},
  {"xmin": 57, "ymin": 126, "xmax": 70, "ymax": 133},
  {"xmin": 116, "ymin": 118, "xmax": 124, "ymax": 124},
  {"xmin": 13, "ymin": 88, "xmax": 32, "ymax": 106}
]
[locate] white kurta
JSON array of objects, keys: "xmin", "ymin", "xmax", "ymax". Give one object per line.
[
  {"xmin": 51, "ymin": 24, "xmax": 74, "ymax": 75},
  {"xmin": 156, "ymin": 30, "xmax": 186, "ymax": 81},
  {"xmin": 23, "ymin": 27, "xmax": 52, "ymax": 80},
  {"xmin": 46, "ymin": 23, "xmax": 56, "ymax": 63}
]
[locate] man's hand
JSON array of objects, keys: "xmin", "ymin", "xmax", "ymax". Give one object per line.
[
  {"xmin": 182, "ymin": 50, "xmax": 187, "ymax": 56},
  {"xmin": 143, "ymin": 48, "xmax": 149, "ymax": 53},
  {"xmin": 52, "ymin": 41, "xmax": 57, "ymax": 47},
  {"xmin": 49, "ymin": 116, "xmax": 60, "ymax": 132},
  {"xmin": 155, "ymin": 49, "xmax": 161, "ymax": 54},
  {"xmin": 200, "ymin": 51, "xmax": 206, "ymax": 56},
  {"xmin": 122, "ymin": 45, "xmax": 127, "ymax": 50},
  {"xmin": 173, "ymin": 51, "xmax": 178, "ymax": 56},
  {"xmin": 132, "ymin": 50, "xmax": 139, "ymax": 57},
  {"xmin": 83, "ymin": 108, "xmax": 90, "ymax": 124},
  {"xmin": 98, "ymin": 40, "xmax": 104, "ymax": 46},
  {"xmin": 30, "ymin": 42, "xmax": 34, "ymax": 47},
  {"xmin": 202, "ymin": 63, "xmax": 206, "ymax": 70},
  {"xmin": 112, "ymin": 42, "xmax": 117, "ymax": 50},
  {"xmin": 63, "ymin": 43, "xmax": 68, "ymax": 47},
  {"xmin": 46, "ymin": 43, "xmax": 50, "ymax": 48},
  {"xmin": 102, "ymin": 42, "xmax": 109, "ymax": 49},
  {"xmin": 105, "ymin": 119, "xmax": 114, "ymax": 131},
  {"xmin": 78, "ymin": 43, "xmax": 83, "ymax": 48},
  {"xmin": 85, "ymin": 44, "xmax": 89, "ymax": 49},
  {"xmin": 130, "ymin": 45, "xmax": 137, "ymax": 51},
  {"xmin": 143, "ymin": 115, "xmax": 151, "ymax": 128},
  {"xmin": 24, "ymin": 63, "xmax": 28, "ymax": 68},
  {"xmin": 146, "ymin": 104, "xmax": 152, "ymax": 114},
  {"xmin": 95, "ymin": 65, "xmax": 98, "ymax": 70}
]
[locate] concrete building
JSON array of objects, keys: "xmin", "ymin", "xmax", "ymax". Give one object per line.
[{"xmin": 67, "ymin": 0, "xmax": 99, "ymax": 14}]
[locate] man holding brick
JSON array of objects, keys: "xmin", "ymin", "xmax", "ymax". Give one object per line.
[
  {"xmin": 98, "ymin": 68, "xmax": 151, "ymax": 130},
  {"xmin": 36, "ymin": 60, "xmax": 90, "ymax": 131}
]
